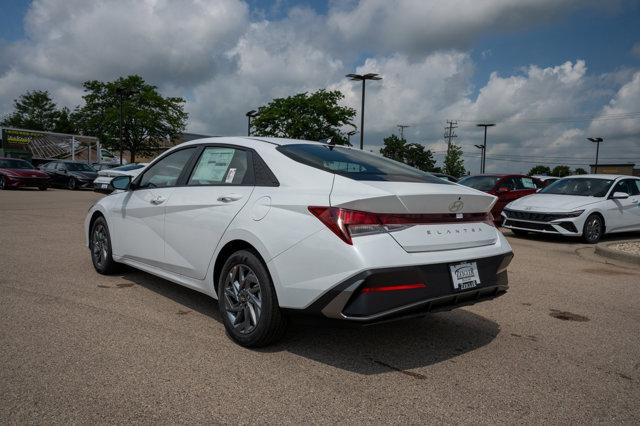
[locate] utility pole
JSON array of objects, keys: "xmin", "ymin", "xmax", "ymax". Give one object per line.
[
  {"xmin": 587, "ymin": 137, "xmax": 603, "ymax": 174},
  {"xmin": 246, "ymin": 110, "xmax": 258, "ymax": 136},
  {"xmin": 444, "ymin": 120, "xmax": 458, "ymax": 157},
  {"xmin": 476, "ymin": 123, "xmax": 495, "ymax": 173},
  {"xmin": 397, "ymin": 124, "xmax": 410, "ymax": 140}
]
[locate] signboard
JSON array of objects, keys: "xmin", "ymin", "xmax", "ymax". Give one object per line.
[{"xmin": 1, "ymin": 129, "xmax": 42, "ymax": 151}]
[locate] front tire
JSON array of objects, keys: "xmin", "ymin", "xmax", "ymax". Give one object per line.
[
  {"xmin": 218, "ymin": 250, "xmax": 287, "ymax": 347},
  {"xmin": 0, "ymin": 176, "xmax": 6, "ymax": 190},
  {"xmin": 90, "ymin": 216, "xmax": 119, "ymax": 274},
  {"xmin": 67, "ymin": 177, "xmax": 77, "ymax": 190},
  {"xmin": 582, "ymin": 213, "xmax": 603, "ymax": 244},
  {"xmin": 39, "ymin": 186, "xmax": 48, "ymax": 191}
]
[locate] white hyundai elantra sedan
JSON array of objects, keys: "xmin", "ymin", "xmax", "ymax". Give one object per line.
[
  {"xmin": 85, "ymin": 137, "xmax": 513, "ymax": 347},
  {"xmin": 502, "ymin": 175, "xmax": 640, "ymax": 243}
]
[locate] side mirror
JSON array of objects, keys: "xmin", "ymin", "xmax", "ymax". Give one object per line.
[
  {"xmin": 112, "ymin": 175, "xmax": 132, "ymax": 191},
  {"xmin": 497, "ymin": 187, "xmax": 510, "ymax": 193},
  {"xmin": 611, "ymin": 191, "xmax": 629, "ymax": 200}
]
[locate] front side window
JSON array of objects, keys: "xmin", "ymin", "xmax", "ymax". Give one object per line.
[
  {"xmin": 138, "ymin": 148, "xmax": 196, "ymax": 189},
  {"xmin": 188, "ymin": 147, "xmax": 249, "ymax": 185},
  {"xmin": 521, "ymin": 177, "xmax": 537, "ymax": 189},
  {"xmin": 540, "ymin": 178, "xmax": 613, "ymax": 197},
  {"xmin": 277, "ymin": 144, "xmax": 449, "ymax": 184},
  {"xmin": 613, "ymin": 179, "xmax": 640, "ymax": 196}
]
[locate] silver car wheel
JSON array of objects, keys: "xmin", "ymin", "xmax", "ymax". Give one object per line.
[
  {"xmin": 584, "ymin": 215, "xmax": 602, "ymax": 242},
  {"xmin": 92, "ymin": 224, "xmax": 109, "ymax": 267},
  {"xmin": 223, "ymin": 264, "xmax": 262, "ymax": 334}
]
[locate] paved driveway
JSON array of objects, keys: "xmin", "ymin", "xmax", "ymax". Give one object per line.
[{"xmin": 1, "ymin": 189, "xmax": 639, "ymax": 424}]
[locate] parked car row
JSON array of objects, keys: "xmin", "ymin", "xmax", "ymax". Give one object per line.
[
  {"xmin": 456, "ymin": 172, "xmax": 640, "ymax": 243},
  {"xmin": 0, "ymin": 158, "xmax": 148, "ymax": 191}
]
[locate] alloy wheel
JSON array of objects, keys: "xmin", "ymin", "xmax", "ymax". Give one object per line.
[
  {"xmin": 0, "ymin": 176, "xmax": 5, "ymax": 190},
  {"xmin": 585, "ymin": 216, "xmax": 602, "ymax": 243},
  {"xmin": 223, "ymin": 264, "xmax": 263, "ymax": 334},
  {"xmin": 68, "ymin": 178, "xmax": 76, "ymax": 190},
  {"xmin": 92, "ymin": 223, "xmax": 109, "ymax": 268}
]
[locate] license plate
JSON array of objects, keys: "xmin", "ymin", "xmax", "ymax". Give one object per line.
[
  {"xmin": 101, "ymin": 184, "xmax": 108, "ymax": 189},
  {"xmin": 449, "ymin": 261, "xmax": 481, "ymax": 291}
]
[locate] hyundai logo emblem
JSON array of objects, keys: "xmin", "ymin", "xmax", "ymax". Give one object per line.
[{"xmin": 449, "ymin": 200, "xmax": 464, "ymax": 212}]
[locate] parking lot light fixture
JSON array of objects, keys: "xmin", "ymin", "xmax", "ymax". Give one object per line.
[
  {"xmin": 474, "ymin": 144, "xmax": 485, "ymax": 173},
  {"xmin": 246, "ymin": 110, "xmax": 259, "ymax": 136},
  {"xmin": 476, "ymin": 123, "xmax": 495, "ymax": 173},
  {"xmin": 587, "ymin": 137, "xmax": 604, "ymax": 174},
  {"xmin": 346, "ymin": 73, "xmax": 382, "ymax": 150}
]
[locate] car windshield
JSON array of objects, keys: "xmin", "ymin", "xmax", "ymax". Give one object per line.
[
  {"xmin": 540, "ymin": 178, "xmax": 614, "ymax": 197},
  {"xmin": 0, "ymin": 159, "xmax": 34, "ymax": 169},
  {"xmin": 66, "ymin": 163, "xmax": 96, "ymax": 172},
  {"xmin": 458, "ymin": 176, "xmax": 500, "ymax": 191},
  {"xmin": 277, "ymin": 144, "xmax": 449, "ymax": 184}
]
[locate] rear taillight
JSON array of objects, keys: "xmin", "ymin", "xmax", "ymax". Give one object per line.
[
  {"xmin": 360, "ymin": 283, "xmax": 426, "ymax": 293},
  {"xmin": 308, "ymin": 207, "xmax": 495, "ymax": 245}
]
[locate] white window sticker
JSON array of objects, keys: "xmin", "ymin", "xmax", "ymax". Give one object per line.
[
  {"xmin": 225, "ymin": 168, "xmax": 237, "ymax": 183},
  {"xmin": 189, "ymin": 148, "xmax": 235, "ymax": 184}
]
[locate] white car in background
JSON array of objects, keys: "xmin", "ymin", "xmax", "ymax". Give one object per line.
[
  {"xmin": 85, "ymin": 137, "xmax": 513, "ymax": 347},
  {"xmin": 502, "ymin": 174, "xmax": 640, "ymax": 243},
  {"xmin": 93, "ymin": 163, "xmax": 148, "ymax": 192}
]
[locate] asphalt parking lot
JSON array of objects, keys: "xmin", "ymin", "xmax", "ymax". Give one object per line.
[{"xmin": 1, "ymin": 189, "xmax": 639, "ymax": 424}]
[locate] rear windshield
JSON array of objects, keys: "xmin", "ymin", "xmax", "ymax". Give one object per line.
[
  {"xmin": 458, "ymin": 175, "xmax": 500, "ymax": 191},
  {"xmin": 277, "ymin": 144, "xmax": 450, "ymax": 184}
]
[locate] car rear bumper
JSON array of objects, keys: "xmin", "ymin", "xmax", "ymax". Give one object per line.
[{"xmin": 286, "ymin": 252, "xmax": 512, "ymax": 322}]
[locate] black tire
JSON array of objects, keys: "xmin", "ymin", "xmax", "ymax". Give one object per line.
[
  {"xmin": 581, "ymin": 213, "xmax": 604, "ymax": 244},
  {"xmin": 39, "ymin": 186, "xmax": 48, "ymax": 191},
  {"xmin": 0, "ymin": 176, "xmax": 6, "ymax": 190},
  {"xmin": 67, "ymin": 177, "xmax": 77, "ymax": 190},
  {"xmin": 90, "ymin": 216, "xmax": 119, "ymax": 274},
  {"xmin": 218, "ymin": 250, "xmax": 287, "ymax": 348},
  {"xmin": 511, "ymin": 229, "xmax": 529, "ymax": 237}
]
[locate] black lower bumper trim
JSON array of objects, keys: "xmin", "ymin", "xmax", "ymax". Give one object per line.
[{"xmin": 295, "ymin": 252, "xmax": 512, "ymax": 323}]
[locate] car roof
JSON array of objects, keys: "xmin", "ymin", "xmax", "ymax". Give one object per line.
[
  {"xmin": 178, "ymin": 136, "xmax": 325, "ymax": 149},
  {"xmin": 462, "ymin": 174, "xmax": 528, "ymax": 178},
  {"xmin": 562, "ymin": 174, "xmax": 633, "ymax": 180}
]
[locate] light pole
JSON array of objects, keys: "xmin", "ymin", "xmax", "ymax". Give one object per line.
[
  {"xmin": 346, "ymin": 73, "xmax": 382, "ymax": 150},
  {"xmin": 397, "ymin": 124, "xmax": 410, "ymax": 140},
  {"xmin": 476, "ymin": 123, "xmax": 495, "ymax": 173},
  {"xmin": 115, "ymin": 86, "xmax": 140, "ymax": 165},
  {"xmin": 246, "ymin": 110, "xmax": 258, "ymax": 136},
  {"xmin": 474, "ymin": 144, "xmax": 485, "ymax": 173},
  {"xmin": 587, "ymin": 137, "xmax": 603, "ymax": 174}
]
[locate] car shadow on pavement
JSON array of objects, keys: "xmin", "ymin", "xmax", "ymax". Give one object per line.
[{"xmin": 121, "ymin": 267, "xmax": 499, "ymax": 375}]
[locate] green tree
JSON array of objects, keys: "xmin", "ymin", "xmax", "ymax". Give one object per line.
[
  {"xmin": 573, "ymin": 167, "xmax": 588, "ymax": 175},
  {"xmin": 1, "ymin": 90, "xmax": 60, "ymax": 131},
  {"xmin": 380, "ymin": 135, "xmax": 435, "ymax": 172},
  {"xmin": 405, "ymin": 143, "xmax": 435, "ymax": 172},
  {"xmin": 528, "ymin": 165, "xmax": 551, "ymax": 176},
  {"xmin": 380, "ymin": 134, "xmax": 407, "ymax": 162},
  {"xmin": 251, "ymin": 90, "xmax": 356, "ymax": 145},
  {"xmin": 551, "ymin": 165, "xmax": 571, "ymax": 177},
  {"xmin": 53, "ymin": 107, "xmax": 78, "ymax": 134},
  {"xmin": 443, "ymin": 143, "xmax": 466, "ymax": 177},
  {"xmin": 76, "ymin": 75, "xmax": 188, "ymax": 162}
]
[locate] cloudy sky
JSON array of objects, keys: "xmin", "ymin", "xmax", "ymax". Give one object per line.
[{"xmin": 1, "ymin": 0, "xmax": 639, "ymax": 173}]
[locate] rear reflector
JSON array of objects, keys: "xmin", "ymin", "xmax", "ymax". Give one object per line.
[
  {"xmin": 361, "ymin": 283, "xmax": 427, "ymax": 293},
  {"xmin": 308, "ymin": 206, "xmax": 494, "ymax": 245}
]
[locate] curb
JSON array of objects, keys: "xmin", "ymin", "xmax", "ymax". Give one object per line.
[{"xmin": 595, "ymin": 239, "xmax": 640, "ymax": 266}]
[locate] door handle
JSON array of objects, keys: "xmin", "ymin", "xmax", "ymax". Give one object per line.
[
  {"xmin": 150, "ymin": 196, "xmax": 167, "ymax": 205},
  {"xmin": 217, "ymin": 194, "xmax": 243, "ymax": 203}
]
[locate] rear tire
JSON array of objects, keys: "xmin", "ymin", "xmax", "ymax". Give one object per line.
[
  {"xmin": 0, "ymin": 176, "xmax": 5, "ymax": 190},
  {"xmin": 39, "ymin": 186, "xmax": 48, "ymax": 191},
  {"xmin": 90, "ymin": 216, "xmax": 119, "ymax": 274},
  {"xmin": 581, "ymin": 213, "xmax": 603, "ymax": 244},
  {"xmin": 67, "ymin": 177, "xmax": 77, "ymax": 190},
  {"xmin": 218, "ymin": 250, "xmax": 287, "ymax": 347}
]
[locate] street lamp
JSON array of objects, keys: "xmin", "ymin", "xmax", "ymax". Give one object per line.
[
  {"xmin": 246, "ymin": 110, "xmax": 258, "ymax": 136},
  {"xmin": 476, "ymin": 123, "xmax": 495, "ymax": 173},
  {"xmin": 346, "ymin": 73, "xmax": 382, "ymax": 150},
  {"xmin": 474, "ymin": 144, "xmax": 485, "ymax": 173},
  {"xmin": 587, "ymin": 137, "xmax": 603, "ymax": 174},
  {"xmin": 115, "ymin": 86, "xmax": 140, "ymax": 165}
]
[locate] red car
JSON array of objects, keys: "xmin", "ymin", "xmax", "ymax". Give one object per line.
[
  {"xmin": 0, "ymin": 157, "xmax": 51, "ymax": 190},
  {"xmin": 457, "ymin": 174, "xmax": 543, "ymax": 224}
]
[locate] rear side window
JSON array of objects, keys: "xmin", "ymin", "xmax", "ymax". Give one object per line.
[
  {"xmin": 188, "ymin": 147, "xmax": 249, "ymax": 185},
  {"xmin": 277, "ymin": 144, "xmax": 449, "ymax": 184},
  {"xmin": 459, "ymin": 175, "xmax": 500, "ymax": 191}
]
